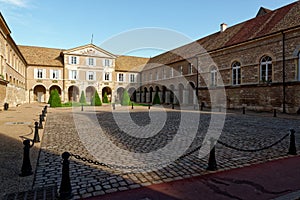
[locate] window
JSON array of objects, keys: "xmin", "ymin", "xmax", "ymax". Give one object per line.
[
  {"xmin": 37, "ymin": 69, "xmax": 43, "ymax": 79},
  {"xmin": 180, "ymin": 66, "xmax": 183, "ymax": 76},
  {"xmin": 104, "ymin": 72, "xmax": 111, "ymax": 81},
  {"xmin": 70, "ymin": 70, "xmax": 77, "ymax": 80},
  {"xmin": 189, "ymin": 64, "xmax": 193, "ymax": 74},
  {"xmin": 210, "ymin": 67, "xmax": 217, "ymax": 86},
  {"xmin": 156, "ymin": 71, "xmax": 159, "ymax": 80},
  {"xmin": 51, "ymin": 70, "xmax": 59, "ymax": 79},
  {"xmin": 104, "ymin": 59, "xmax": 111, "ymax": 67},
  {"xmin": 232, "ymin": 62, "xmax": 241, "ymax": 85},
  {"xmin": 70, "ymin": 56, "xmax": 78, "ymax": 65},
  {"xmin": 87, "ymin": 58, "xmax": 95, "ymax": 66},
  {"xmin": 260, "ymin": 56, "xmax": 272, "ymax": 82},
  {"xmin": 149, "ymin": 73, "xmax": 152, "ymax": 81},
  {"xmin": 118, "ymin": 73, "xmax": 124, "ymax": 82},
  {"xmin": 130, "ymin": 74, "xmax": 136, "ymax": 83},
  {"xmin": 87, "ymin": 71, "xmax": 95, "ymax": 81},
  {"xmin": 162, "ymin": 68, "xmax": 166, "ymax": 79}
]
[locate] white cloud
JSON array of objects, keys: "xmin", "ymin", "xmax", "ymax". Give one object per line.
[{"xmin": 0, "ymin": 0, "xmax": 28, "ymax": 7}]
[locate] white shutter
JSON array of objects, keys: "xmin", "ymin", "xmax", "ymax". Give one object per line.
[
  {"xmin": 69, "ymin": 70, "xmax": 72, "ymax": 80},
  {"xmin": 76, "ymin": 56, "xmax": 79, "ymax": 65},
  {"xmin": 86, "ymin": 71, "xmax": 89, "ymax": 80},
  {"xmin": 34, "ymin": 68, "xmax": 37, "ymax": 79},
  {"xmin": 69, "ymin": 56, "xmax": 72, "ymax": 64},
  {"xmin": 109, "ymin": 72, "xmax": 112, "ymax": 81},
  {"xmin": 93, "ymin": 72, "xmax": 96, "ymax": 80},
  {"xmin": 117, "ymin": 73, "xmax": 119, "ymax": 82},
  {"xmin": 102, "ymin": 59, "xmax": 105, "ymax": 67},
  {"xmin": 58, "ymin": 70, "xmax": 61, "ymax": 80},
  {"xmin": 50, "ymin": 69, "xmax": 53, "ymax": 79},
  {"xmin": 43, "ymin": 69, "xmax": 46, "ymax": 79},
  {"xmin": 109, "ymin": 59, "xmax": 113, "ymax": 67}
]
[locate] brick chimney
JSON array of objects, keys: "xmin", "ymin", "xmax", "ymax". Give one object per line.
[{"xmin": 220, "ymin": 23, "xmax": 227, "ymax": 32}]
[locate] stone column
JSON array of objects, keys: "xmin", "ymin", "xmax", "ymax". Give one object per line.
[
  {"xmin": 183, "ymin": 90, "xmax": 189, "ymax": 105},
  {"xmin": 45, "ymin": 90, "xmax": 49, "ymax": 103},
  {"xmin": 166, "ymin": 91, "xmax": 170, "ymax": 104}
]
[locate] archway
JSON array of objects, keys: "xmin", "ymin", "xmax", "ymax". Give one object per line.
[
  {"xmin": 86, "ymin": 86, "xmax": 96, "ymax": 103},
  {"xmin": 68, "ymin": 86, "xmax": 79, "ymax": 102},
  {"xmin": 169, "ymin": 85, "xmax": 175, "ymax": 104},
  {"xmin": 117, "ymin": 87, "xmax": 125, "ymax": 103},
  {"xmin": 49, "ymin": 85, "xmax": 62, "ymax": 95},
  {"xmin": 33, "ymin": 85, "xmax": 46, "ymax": 102},
  {"xmin": 162, "ymin": 86, "xmax": 167, "ymax": 104},
  {"xmin": 149, "ymin": 87, "xmax": 154, "ymax": 103},
  {"xmin": 102, "ymin": 87, "xmax": 112, "ymax": 102},
  {"xmin": 143, "ymin": 87, "xmax": 148, "ymax": 103},
  {"xmin": 128, "ymin": 87, "xmax": 137, "ymax": 102}
]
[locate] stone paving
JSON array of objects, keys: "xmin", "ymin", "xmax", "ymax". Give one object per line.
[{"xmin": 34, "ymin": 105, "xmax": 300, "ymax": 199}]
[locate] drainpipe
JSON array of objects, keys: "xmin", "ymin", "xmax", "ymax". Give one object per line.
[{"xmin": 282, "ymin": 31, "xmax": 286, "ymax": 113}]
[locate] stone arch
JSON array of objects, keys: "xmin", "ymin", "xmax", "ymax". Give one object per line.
[
  {"xmin": 49, "ymin": 85, "xmax": 62, "ymax": 95},
  {"xmin": 128, "ymin": 87, "xmax": 137, "ymax": 102},
  {"xmin": 117, "ymin": 87, "xmax": 125, "ymax": 103},
  {"xmin": 102, "ymin": 87, "xmax": 112, "ymax": 102},
  {"xmin": 86, "ymin": 86, "xmax": 96, "ymax": 103},
  {"xmin": 68, "ymin": 85, "xmax": 79, "ymax": 102},
  {"xmin": 143, "ymin": 87, "xmax": 148, "ymax": 103},
  {"xmin": 33, "ymin": 85, "xmax": 46, "ymax": 102},
  {"xmin": 149, "ymin": 87, "xmax": 154, "ymax": 103}
]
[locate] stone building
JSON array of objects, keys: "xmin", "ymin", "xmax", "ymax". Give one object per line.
[
  {"xmin": 137, "ymin": 1, "xmax": 300, "ymax": 113},
  {"xmin": 0, "ymin": 13, "xmax": 27, "ymax": 108}
]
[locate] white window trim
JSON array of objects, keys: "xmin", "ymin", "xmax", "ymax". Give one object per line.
[
  {"xmin": 69, "ymin": 70, "xmax": 77, "ymax": 80},
  {"xmin": 86, "ymin": 71, "xmax": 95, "ymax": 81},
  {"xmin": 211, "ymin": 68, "xmax": 217, "ymax": 86},
  {"xmin": 260, "ymin": 57, "xmax": 272, "ymax": 82},
  {"xmin": 69, "ymin": 56, "xmax": 79, "ymax": 65},
  {"xmin": 129, "ymin": 73, "xmax": 136, "ymax": 83},
  {"xmin": 50, "ymin": 69, "xmax": 60, "ymax": 80},
  {"xmin": 232, "ymin": 62, "xmax": 241, "ymax": 85},
  {"xmin": 104, "ymin": 72, "xmax": 112, "ymax": 81},
  {"xmin": 87, "ymin": 57, "xmax": 95, "ymax": 66},
  {"xmin": 117, "ymin": 73, "xmax": 125, "ymax": 82}
]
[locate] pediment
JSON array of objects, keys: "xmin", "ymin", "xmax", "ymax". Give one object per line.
[{"xmin": 63, "ymin": 44, "xmax": 116, "ymax": 58}]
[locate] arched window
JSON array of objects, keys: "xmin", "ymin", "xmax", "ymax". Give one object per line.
[
  {"xmin": 232, "ymin": 61, "xmax": 241, "ymax": 85},
  {"xmin": 210, "ymin": 66, "xmax": 217, "ymax": 86},
  {"xmin": 260, "ymin": 56, "xmax": 272, "ymax": 82}
]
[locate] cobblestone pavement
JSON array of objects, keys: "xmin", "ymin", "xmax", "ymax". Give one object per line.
[{"xmin": 34, "ymin": 106, "xmax": 300, "ymax": 199}]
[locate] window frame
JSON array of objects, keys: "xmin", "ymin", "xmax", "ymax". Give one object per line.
[
  {"xmin": 104, "ymin": 72, "xmax": 111, "ymax": 81},
  {"xmin": 70, "ymin": 56, "xmax": 78, "ymax": 65},
  {"xmin": 87, "ymin": 57, "xmax": 95, "ymax": 66},
  {"xmin": 118, "ymin": 73, "xmax": 124, "ymax": 82},
  {"xmin": 37, "ymin": 69, "xmax": 43, "ymax": 79},
  {"xmin": 129, "ymin": 73, "xmax": 136, "ymax": 83},
  {"xmin": 232, "ymin": 61, "xmax": 241, "ymax": 85},
  {"xmin": 260, "ymin": 56, "xmax": 272, "ymax": 82},
  {"xmin": 87, "ymin": 71, "xmax": 95, "ymax": 81},
  {"xmin": 210, "ymin": 67, "xmax": 217, "ymax": 86}
]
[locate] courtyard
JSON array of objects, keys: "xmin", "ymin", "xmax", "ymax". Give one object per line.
[{"xmin": 30, "ymin": 105, "xmax": 300, "ymax": 199}]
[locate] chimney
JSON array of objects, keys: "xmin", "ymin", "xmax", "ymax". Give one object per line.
[{"xmin": 220, "ymin": 23, "xmax": 227, "ymax": 32}]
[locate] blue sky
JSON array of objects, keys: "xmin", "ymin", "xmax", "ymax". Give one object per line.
[{"xmin": 0, "ymin": 0, "xmax": 297, "ymax": 57}]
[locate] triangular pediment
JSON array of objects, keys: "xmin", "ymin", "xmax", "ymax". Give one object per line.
[{"xmin": 63, "ymin": 44, "xmax": 116, "ymax": 58}]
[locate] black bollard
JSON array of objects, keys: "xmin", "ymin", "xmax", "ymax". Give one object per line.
[
  {"xmin": 81, "ymin": 104, "xmax": 83, "ymax": 111},
  {"xmin": 148, "ymin": 104, "xmax": 151, "ymax": 110},
  {"xmin": 112, "ymin": 103, "xmax": 115, "ymax": 110},
  {"xmin": 59, "ymin": 152, "xmax": 72, "ymax": 199},
  {"xmin": 132, "ymin": 103, "xmax": 134, "ymax": 109},
  {"xmin": 19, "ymin": 139, "xmax": 34, "ymax": 177},
  {"xmin": 242, "ymin": 107, "xmax": 245, "ymax": 115},
  {"xmin": 41, "ymin": 111, "xmax": 45, "ymax": 122},
  {"xmin": 44, "ymin": 105, "xmax": 47, "ymax": 114},
  {"xmin": 201, "ymin": 102, "xmax": 204, "ymax": 111},
  {"xmin": 273, "ymin": 109, "xmax": 277, "ymax": 117},
  {"xmin": 207, "ymin": 139, "xmax": 217, "ymax": 171},
  {"xmin": 288, "ymin": 129, "xmax": 297, "ymax": 155},
  {"xmin": 39, "ymin": 114, "xmax": 43, "ymax": 129},
  {"xmin": 33, "ymin": 122, "xmax": 40, "ymax": 143},
  {"xmin": 172, "ymin": 103, "xmax": 174, "ymax": 109}
]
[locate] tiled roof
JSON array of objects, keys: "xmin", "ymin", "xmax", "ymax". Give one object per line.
[
  {"xmin": 148, "ymin": 1, "xmax": 300, "ymax": 66},
  {"xmin": 18, "ymin": 45, "xmax": 64, "ymax": 67},
  {"xmin": 115, "ymin": 55, "xmax": 149, "ymax": 72}
]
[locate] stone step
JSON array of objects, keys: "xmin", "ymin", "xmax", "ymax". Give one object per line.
[{"xmin": 3, "ymin": 186, "xmax": 57, "ymax": 200}]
